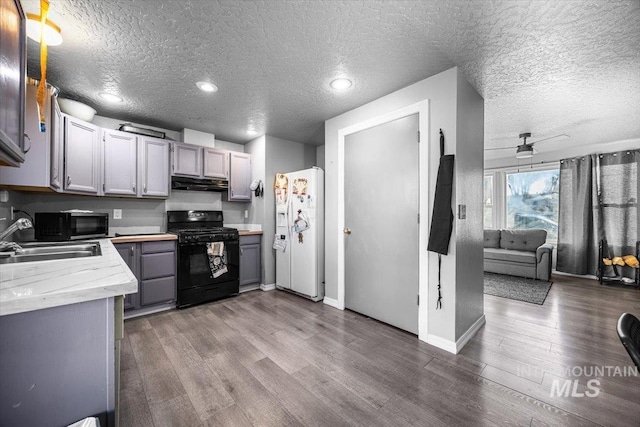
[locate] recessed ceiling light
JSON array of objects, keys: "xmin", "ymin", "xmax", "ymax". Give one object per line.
[
  {"xmin": 330, "ymin": 78, "xmax": 352, "ymax": 91},
  {"xmin": 99, "ymin": 92, "xmax": 123, "ymax": 103},
  {"xmin": 196, "ymin": 81, "xmax": 218, "ymax": 93},
  {"xmin": 247, "ymin": 129, "xmax": 258, "ymax": 136}
]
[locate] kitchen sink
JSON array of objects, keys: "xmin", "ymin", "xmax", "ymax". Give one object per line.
[{"xmin": 0, "ymin": 241, "xmax": 102, "ymax": 264}]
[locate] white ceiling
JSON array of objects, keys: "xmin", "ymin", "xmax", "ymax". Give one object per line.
[{"xmin": 21, "ymin": 0, "xmax": 640, "ymax": 156}]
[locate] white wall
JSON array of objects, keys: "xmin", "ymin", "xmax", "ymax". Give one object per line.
[
  {"xmin": 324, "ymin": 67, "xmax": 484, "ymax": 349},
  {"xmin": 485, "ymin": 138, "xmax": 640, "ymax": 170}
]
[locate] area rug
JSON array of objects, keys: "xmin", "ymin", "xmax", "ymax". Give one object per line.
[{"xmin": 484, "ymin": 273, "xmax": 552, "ymax": 305}]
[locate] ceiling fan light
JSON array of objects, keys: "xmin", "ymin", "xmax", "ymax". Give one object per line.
[
  {"xmin": 515, "ymin": 144, "xmax": 534, "ymax": 159},
  {"xmin": 26, "ymin": 13, "xmax": 63, "ymax": 46}
]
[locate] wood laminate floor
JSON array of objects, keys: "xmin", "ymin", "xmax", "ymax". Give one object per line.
[{"xmin": 121, "ymin": 274, "xmax": 640, "ymax": 426}]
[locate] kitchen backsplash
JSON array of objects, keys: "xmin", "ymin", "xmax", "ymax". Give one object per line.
[{"xmin": 0, "ymin": 189, "xmax": 247, "ymax": 240}]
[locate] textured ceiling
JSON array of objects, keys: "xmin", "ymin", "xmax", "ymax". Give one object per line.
[{"xmin": 20, "ymin": 0, "xmax": 640, "ymax": 155}]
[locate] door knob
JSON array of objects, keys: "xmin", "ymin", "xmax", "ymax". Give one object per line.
[{"xmin": 343, "ymin": 228, "xmax": 351, "ymax": 235}]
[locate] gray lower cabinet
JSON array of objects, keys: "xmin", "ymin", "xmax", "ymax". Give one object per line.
[
  {"xmin": 240, "ymin": 234, "xmax": 262, "ymax": 287},
  {"xmin": 0, "ymin": 298, "xmax": 116, "ymax": 427},
  {"xmin": 115, "ymin": 240, "xmax": 176, "ymax": 315},
  {"xmin": 115, "ymin": 243, "xmax": 139, "ymax": 310}
]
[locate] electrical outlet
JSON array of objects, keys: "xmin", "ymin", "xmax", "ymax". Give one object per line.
[
  {"xmin": 244, "ymin": 210, "xmax": 248, "ymax": 219},
  {"xmin": 113, "ymin": 209, "xmax": 122, "ymax": 220}
]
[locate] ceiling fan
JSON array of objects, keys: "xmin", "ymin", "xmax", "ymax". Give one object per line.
[{"xmin": 486, "ymin": 133, "xmax": 570, "ymax": 159}]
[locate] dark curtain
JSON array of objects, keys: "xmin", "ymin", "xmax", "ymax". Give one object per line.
[{"xmin": 557, "ymin": 150, "xmax": 639, "ymax": 278}]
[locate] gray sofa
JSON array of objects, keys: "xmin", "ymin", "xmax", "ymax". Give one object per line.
[{"xmin": 484, "ymin": 229, "xmax": 553, "ymax": 281}]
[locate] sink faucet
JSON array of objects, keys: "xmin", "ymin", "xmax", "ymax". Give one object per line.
[{"xmin": 0, "ymin": 218, "xmax": 33, "ymax": 241}]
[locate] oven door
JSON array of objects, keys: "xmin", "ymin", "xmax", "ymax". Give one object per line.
[{"xmin": 177, "ymin": 240, "xmax": 240, "ymax": 290}]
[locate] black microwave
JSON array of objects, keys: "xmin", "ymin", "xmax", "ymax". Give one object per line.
[{"xmin": 34, "ymin": 212, "xmax": 109, "ymax": 241}]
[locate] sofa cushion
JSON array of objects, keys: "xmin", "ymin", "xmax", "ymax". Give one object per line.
[
  {"xmin": 500, "ymin": 229, "xmax": 547, "ymax": 251},
  {"xmin": 484, "ymin": 248, "xmax": 537, "ymax": 264},
  {"xmin": 483, "ymin": 229, "xmax": 501, "ymax": 248}
]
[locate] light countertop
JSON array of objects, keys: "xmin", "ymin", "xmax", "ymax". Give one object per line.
[
  {"xmin": 109, "ymin": 233, "xmax": 177, "ymax": 244},
  {"xmin": 238, "ymin": 230, "xmax": 263, "ymax": 236},
  {"xmin": 0, "ymin": 239, "xmax": 137, "ymax": 317}
]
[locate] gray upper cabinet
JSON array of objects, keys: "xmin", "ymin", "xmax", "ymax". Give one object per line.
[
  {"xmin": 172, "ymin": 142, "xmax": 201, "ymax": 177},
  {"xmin": 0, "ymin": 0, "xmax": 26, "ymax": 167},
  {"xmin": 140, "ymin": 136, "xmax": 170, "ymax": 197},
  {"xmin": 0, "ymin": 84, "xmax": 52, "ymax": 188},
  {"xmin": 50, "ymin": 96, "xmax": 63, "ymax": 191},
  {"xmin": 203, "ymin": 147, "xmax": 228, "ymax": 179},
  {"xmin": 103, "ymin": 129, "xmax": 137, "ymax": 196},
  {"xmin": 228, "ymin": 151, "xmax": 252, "ymax": 201},
  {"xmin": 64, "ymin": 115, "xmax": 101, "ymax": 194}
]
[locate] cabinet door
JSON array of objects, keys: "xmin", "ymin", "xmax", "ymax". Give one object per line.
[
  {"xmin": 228, "ymin": 152, "xmax": 251, "ymax": 201},
  {"xmin": 240, "ymin": 243, "xmax": 261, "ymax": 286},
  {"xmin": 172, "ymin": 142, "xmax": 201, "ymax": 177},
  {"xmin": 0, "ymin": 0, "xmax": 26, "ymax": 167},
  {"xmin": 50, "ymin": 97, "xmax": 63, "ymax": 191},
  {"xmin": 141, "ymin": 277, "xmax": 176, "ymax": 306},
  {"xmin": 0, "ymin": 83, "xmax": 51, "ymax": 187},
  {"xmin": 140, "ymin": 136, "xmax": 170, "ymax": 197},
  {"xmin": 203, "ymin": 148, "xmax": 228, "ymax": 179},
  {"xmin": 64, "ymin": 115, "xmax": 101, "ymax": 194},
  {"xmin": 103, "ymin": 129, "xmax": 137, "ymax": 196},
  {"xmin": 115, "ymin": 243, "xmax": 139, "ymax": 311}
]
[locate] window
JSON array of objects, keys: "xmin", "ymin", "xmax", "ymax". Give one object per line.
[
  {"xmin": 506, "ymin": 169, "xmax": 559, "ymax": 241},
  {"xmin": 483, "ymin": 175, "xmax": 493, "ymax": 228}
]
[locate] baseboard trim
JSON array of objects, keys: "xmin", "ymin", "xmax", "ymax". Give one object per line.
[
  {"xmin": 260, "ymin": 283, "xmax": 276, "ymax": 291},
  {"xmin": 426, "ymin": 315, "xmax": 486, "ymax": 354},
  {"xmin": 239, "ymin": 284, "xmax": 260, "ymax": 293},
  {"xmin": 426, "ymin": 334, "xmax": 457, "ymax": 354},
  {"xmin": 323, "ymin": 296, "xmax": 343, "ymax": 310},
  {"xmin": 455, "ymin": 315, "xmax": 486, "ymax": 353}
]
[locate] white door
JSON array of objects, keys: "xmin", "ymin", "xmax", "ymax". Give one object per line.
[{"xmin": 344, "ymin": 114, "xmax": 419, "ymax": 334}]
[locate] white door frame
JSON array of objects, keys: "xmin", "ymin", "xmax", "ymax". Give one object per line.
[{"xmin": 335, "ymin": 100, "xmax": 430, "ymax": 342}]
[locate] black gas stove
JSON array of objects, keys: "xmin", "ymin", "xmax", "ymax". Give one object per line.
[
  {"xmin": 171, "ymin": 227, "xmax": 238, "ymax": 244},
  {"xmin": 167, "ymin": 210, "xmax": 240, "ymax": 308}
]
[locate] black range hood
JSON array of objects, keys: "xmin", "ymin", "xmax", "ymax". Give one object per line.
[{"xmin": 171, "ymin": 176, "xmax": 228, "ymax": 192}]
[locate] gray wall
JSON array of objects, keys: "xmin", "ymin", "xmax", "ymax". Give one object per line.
[
  {"xmin": 316, "ymin": 145, "xmax": 325, "ymax": 170},
  {"xmin": 1, "ymin": 189, "xmax": 246, "ymax": 239},
  {"xmin": 262, "ymin": 135, "xmax": 315, "ymax": 285},
  {"xmin": 454, "ymin": 70, "xmax": 485, "ymax": 340},
  {"xmin": 245, "ymin": 136, "xmax": 266, "ymax": 226},
  {"xmin": 324, "ymin": 67, "xmax": 484, "ymax": 347}
]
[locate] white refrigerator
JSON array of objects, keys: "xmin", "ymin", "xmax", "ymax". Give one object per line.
[{"xmin": 274, "ymin": 167, "xmax": 324, "ymax": 301}]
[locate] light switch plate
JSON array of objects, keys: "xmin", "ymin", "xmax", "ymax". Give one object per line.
[
  {"xmin": 458, "ymin": 204, "xmax": 466, "ymax": 220},
  {"xmin": 113, "ymin": 209, "xmax": 122, "ymax": 220}
]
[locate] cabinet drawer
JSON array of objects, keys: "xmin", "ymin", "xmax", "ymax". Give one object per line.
[
  {"xmin": 141, "ymin": 252, "xmax": 176, "ymax": 279},
  {"xmin": 141, "ymin": 276, "xmax": 176, "ymax": 306},
  {"xmin": 141, "ymin": 240, "xmax": 175, "ymax": 254},
  {"xmin": 239, "ymin": 234, "xmax": 261, "ymax": 245}
]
